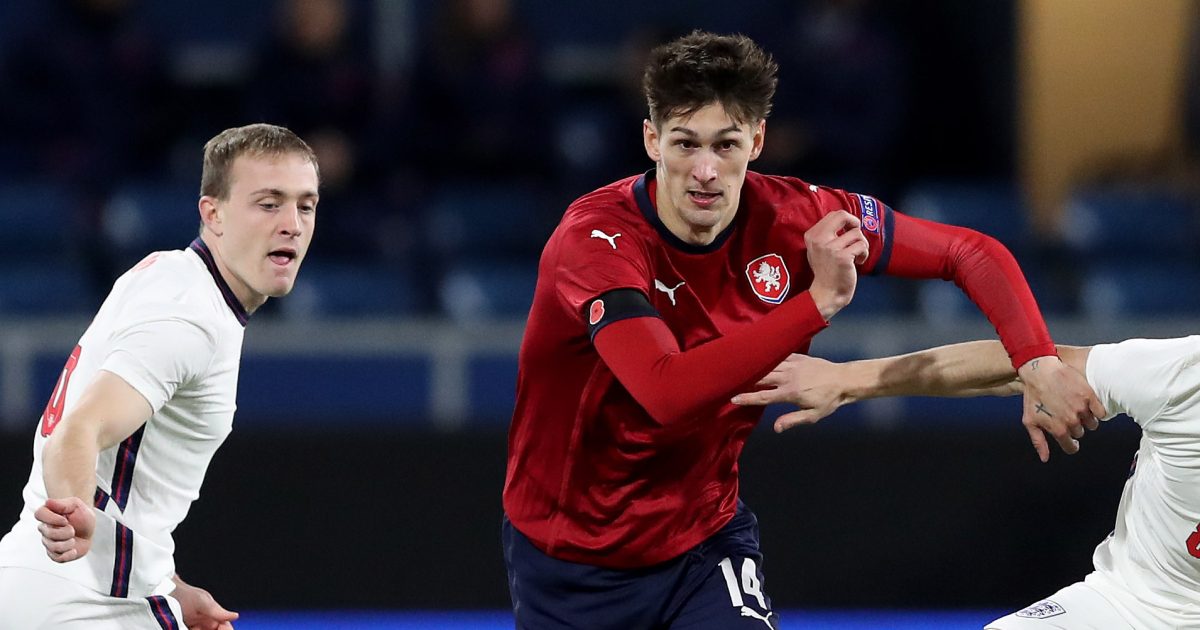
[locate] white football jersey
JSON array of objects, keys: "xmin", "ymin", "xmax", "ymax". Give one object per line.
[
  {"xmin": 0, "ymin": 239, "xmax": 247, "ymax": 599},
  {"xmin": 1083, "ymin": 336, "xmax": 1200, "ymax": 628}
]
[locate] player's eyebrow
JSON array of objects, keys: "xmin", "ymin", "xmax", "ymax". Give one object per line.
[
  {"xmin": 669, "ymin": 124, "xmax": 742, "ymax": 137},
  {"xmin": 249, "ymin": 187, "xmax": 319, "ymax": 199}
]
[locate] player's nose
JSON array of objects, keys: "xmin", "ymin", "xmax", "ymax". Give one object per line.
[
  {"xmin": 278, "ymin": 204, "xmax": 304, "ymax": 236},
  {"xmin": 691, "ymin": 158, "xmax": 718, "ymax": 184}
]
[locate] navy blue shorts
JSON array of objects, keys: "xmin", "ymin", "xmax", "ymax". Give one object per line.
[{"xmin": 503, "ymin": 501, "xmax": 779, "ymax": 629}]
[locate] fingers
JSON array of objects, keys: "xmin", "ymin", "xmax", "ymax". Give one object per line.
[
  {"xmin": 829, "ymin": 226, "xmax": 870, "ymax": 264},
  {"xmin": 211, "ymin": 605, "xmax": 239, "ymax": 621},
  {"xmin": 810, "ymin": 209, "xmax": 861, "ymax": 236},
  {"xmin": 731, "ymin": 390, "xmax": 781, "ymax": 406},
  {"xmin": 1024, "ymin": 424, "xmax": 1050, "ymax": 463},
  {"xmin": 1086, "ymin": 397, "xmax": 1107, "ymax": 430},
  {"xmin": 34, "ymin": 505, "xmax": 69, "ymax": 527},
  {"xmin": 37, "ymin": 521, "xmax": 75, "ymax": 542},
  {"xmin": 773, "ymin": 409, "xmax": 822, "ymax": 433},
  {"xmin": 42, "ymin": 497, "xmax": 80, "ymax": 517}
]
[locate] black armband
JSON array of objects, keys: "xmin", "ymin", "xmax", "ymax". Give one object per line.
[{"xmin": 584, "ymin": 288, "xmax": 660, "ymax": 341}]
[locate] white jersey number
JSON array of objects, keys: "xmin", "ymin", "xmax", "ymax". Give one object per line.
[{"xmin": 718, "ymin": 556, "xmax": 767, "ymax": 609}]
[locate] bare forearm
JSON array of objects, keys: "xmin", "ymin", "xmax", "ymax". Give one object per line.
[
  {"xmin": 42, "ymin": 418, "xmax": 101, "ymax": 502},
  {"xmin": 841, "ymin": 340, "xmax": 1020, "ymax": 402}
]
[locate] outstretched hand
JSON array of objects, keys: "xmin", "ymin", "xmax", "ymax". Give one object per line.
[
  {"xmin": 1017, "ymin": 356, "xmax": 1106, "ymax": 462},
  {"xmin": 35, "ymin": 496, "xmax": 95, "ymax": 563},
  {"xmin": 732, "ymin": 353, "xmax": 848, "ymax": 432}
]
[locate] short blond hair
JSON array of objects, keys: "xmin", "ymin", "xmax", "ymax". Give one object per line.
[{"xmin": 200, "ymin": 124, "xmax": 319, "ymax": 200}]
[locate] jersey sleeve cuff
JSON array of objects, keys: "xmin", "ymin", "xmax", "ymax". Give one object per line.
[
  {"xmin": 1010, "ymin": 343, "xmax": 1059, "ymax": 371},
  {"xmin": 793, "ymin": 291, "xmax": 832, "ymax": 334}
]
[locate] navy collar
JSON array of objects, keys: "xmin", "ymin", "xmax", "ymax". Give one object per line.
[
  {"xmin": 633, "ymin": 169, "xmax": 740, "ymax": 255},
  {"xmin": 188, "ymin": 238, "xmax": 249, "ymax": 327}
]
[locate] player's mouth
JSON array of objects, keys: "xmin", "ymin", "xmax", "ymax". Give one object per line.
[
  {"xmin": 687, "ymin": 190, "xmax": 722, "ymax": 208},
  {"xmin": 268, "ymin": 248, "xmax": 297, "ymax": 267}
]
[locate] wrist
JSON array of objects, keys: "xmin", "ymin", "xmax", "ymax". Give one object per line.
[
  {"xmin": 808, "ymin": 287, "xmax": 847, "ymax": 321},
  {"xmin": 1017, "ymin": 355, "xmax": 1060, "ymax": 380}
]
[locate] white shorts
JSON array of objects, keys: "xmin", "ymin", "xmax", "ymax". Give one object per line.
[
  {"xmin": 985, "ymin": 581, "xmax": 1133, "ymax": 630},
  {"xmin": 0, "ymin": 566, "xmax": 184, "ymax": 630}
]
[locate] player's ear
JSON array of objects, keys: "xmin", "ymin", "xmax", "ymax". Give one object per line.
[
  {"xmin": 198, "ymin": 196, "xmax": 223, "ymax": 236},
  {"xmin": 643, "ymin": 119, "xmax": 662, "ymax": 162},
  {"xmin": 748, "ymin": 119, "xmax": 765, "ymax": 162}
]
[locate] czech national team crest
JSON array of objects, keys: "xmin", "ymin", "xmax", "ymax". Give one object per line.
[{"xmin": 745, "ymin": 254, "xmax": 790, "ymax": 304}]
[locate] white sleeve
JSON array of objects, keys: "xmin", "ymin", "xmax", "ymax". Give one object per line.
[
  {"xmin": 99, "ymin": 308, "xmax": 218, "ymax": 412},
  {"xmin": 1085, "ymin": 336, "xmax": 1200, "ymax": 430}
]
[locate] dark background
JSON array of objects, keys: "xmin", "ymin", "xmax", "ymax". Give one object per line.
[{"xmin": 0, "ymin": 420, "xmax": 1138, "ymax": 610}]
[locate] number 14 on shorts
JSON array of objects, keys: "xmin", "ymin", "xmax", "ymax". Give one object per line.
[{"xmin": 718, "ymin": 557, "xmax": 774, "ymax": 626}]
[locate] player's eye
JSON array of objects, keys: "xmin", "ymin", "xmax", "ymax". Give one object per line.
[{"xmin": 674, "ymin": 139, "xmax": 697, "ymax": 150}]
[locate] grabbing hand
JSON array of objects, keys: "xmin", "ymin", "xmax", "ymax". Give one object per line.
[
  {"xmin": 732, "ymin": 354, "xmax": 848, "ymax": 432},
  {"xmin": 35, "ymin": 496, "xmax": 95, "ymax": 563},
  {"xmin": 1017, "ymin": 356, "xmax": 1106, "ymax": 462},
  {"xmin": 805, "ymin": 210, "xmax": 869, "ymax": 320},
  {"xmin": 173, "ymin": 577, "xmax": 239, "ymax": 630}
]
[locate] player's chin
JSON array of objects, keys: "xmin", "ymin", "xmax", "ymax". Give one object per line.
[{"xmin": 263, "ymin": 276, "xmax": 298, "ymax": 298}]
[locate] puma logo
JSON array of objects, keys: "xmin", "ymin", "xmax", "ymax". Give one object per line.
[
  {"xmin": 589, "ymin": 229, "xmax": 621, "ymax": 249},
  {"xmin": 654, "ymin": 279, "xmax": 685, "ymax": 306},
  {"xmin": 740, "ymin": 606, "xmax": 775, "ymax": 628}
]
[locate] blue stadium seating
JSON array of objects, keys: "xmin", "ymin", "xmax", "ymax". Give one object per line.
[
  {"xmin": 101, "ymin": 180, "xmax": 201, "ymax": 269},
  {"xmin": 899, "ymin": 181, "xmax": 1032, "ymax": 252},
  {"xmin": 438, "ymin": 262, "xmax": 538, "ymax": 323},
  {"xmin": 1062, "ymin": 186, "xmax": 1199, "ymax": 259},
  {"xmin": 0, "ymin": 262, "xmax": 94, "ymax": 315},
  {"xmin": 422, "ymin": 184, "xmax": 552, "ymax": 261},
  {"xmin": 0, "ymin": 181, "xmax": 77, "ymax": 260},
  {"xmin": 1080, "ymin": 262, "xmax": 1200, "ymax": 319},
  {"xmin": 282, "ymin": 263, "xmax": 421, "ymax": 318}
]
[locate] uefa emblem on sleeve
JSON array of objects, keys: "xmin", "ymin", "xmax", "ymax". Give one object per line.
[{"xmin": 745, "ymin": 253, "xmax": 790, "ymax": 304}]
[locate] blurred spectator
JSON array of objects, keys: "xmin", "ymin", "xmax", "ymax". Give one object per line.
[
  {"xmin": 246, "ymin": 0, "xmax": 395, "ymax": 263},
  {"xmin": 247, "ymin": 0, "xmax": 375, "ymax": 144},
  {"xmin": 402, "ymin": 0, "xmax": 552, "ymax": 184},
  {"xmin": 759, "ymin": 0, "xmax": 909, "ymax": 198},
  {"xmin": 0, "ymin": 0, "xmax": 178, "ymax": 185}
]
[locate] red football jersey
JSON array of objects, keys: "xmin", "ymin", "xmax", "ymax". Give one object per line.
[{"xmin": 504, "ymin": 168, "xmax": 1054, "ymax": 569}]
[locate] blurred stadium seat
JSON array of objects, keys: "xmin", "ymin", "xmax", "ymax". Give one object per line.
[
  {"xmin": 422, "ymin": 184, "xmax": 551, "ymax": 261},
  {"xmin": 101, "ymin": 180, "xmax": 201, "ymax": 269},
  {"xmin": 0, "ymin": 181, "xmax": 78, "ymax": 259},
  {"xmin": 837, "ymin": 275, "xmax": 915, "ymax": 318},
  {"xmin": 282, "ymin": 263, "xmax": 421, "ymax": 318},
  {"xmin": 1080, "ymin": 262, "xmax": 1200, "ymax": 319},
  {"xmin": 1062, "ymin": 185, "xmax": 1199, "ymax": 259},
  {"xmin": 899, "ymin": 180, "xmax": 1031, "ymax": 252},
  {"xmin": 0, "ymin": 262, "xmax": 93, "ymax": 315},
  {"xmin": 438, "ymin": 262, "xmax": 538, "ymax": 323}
]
